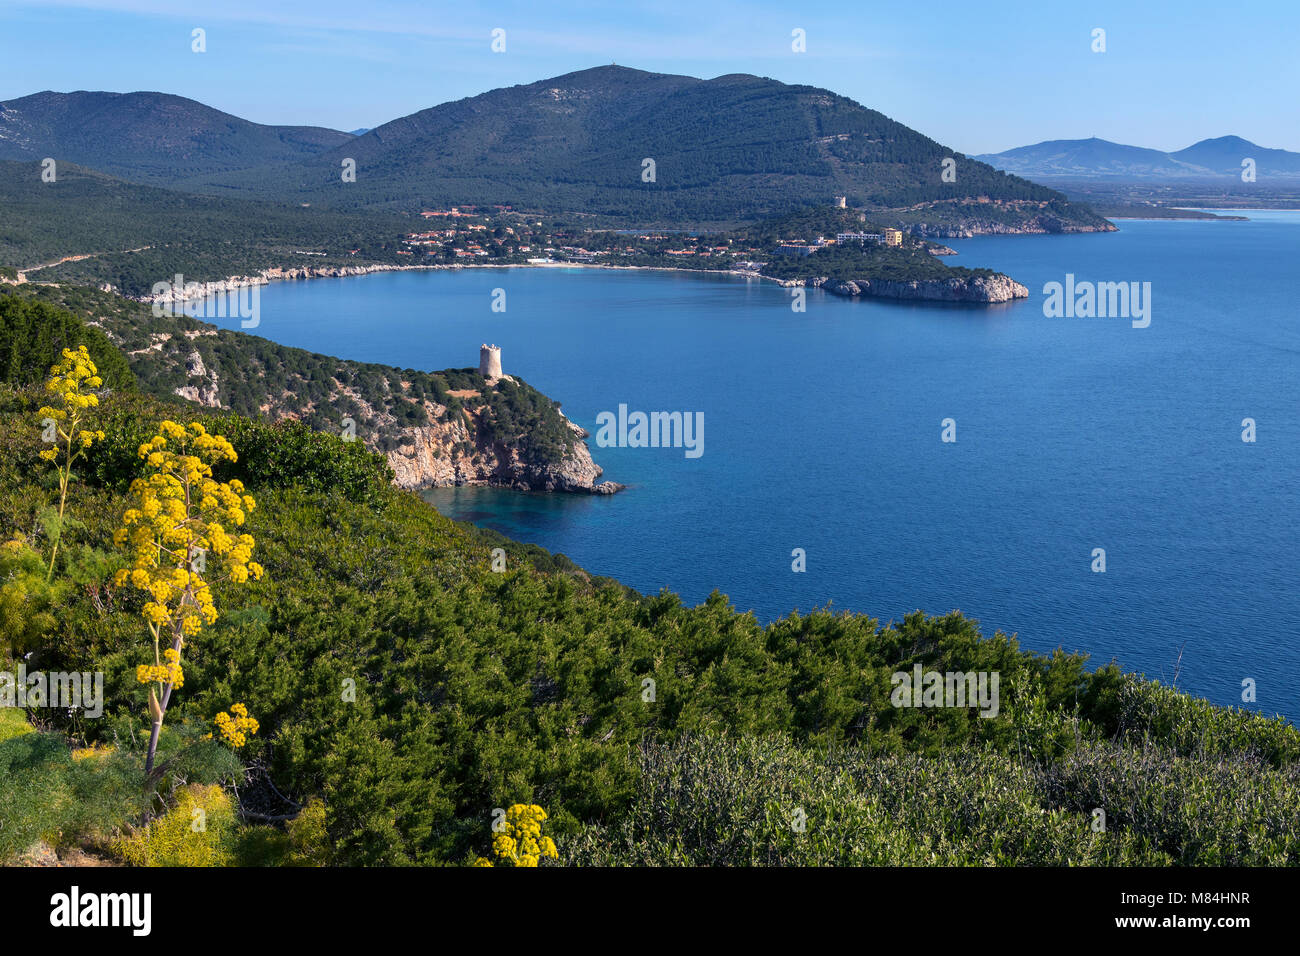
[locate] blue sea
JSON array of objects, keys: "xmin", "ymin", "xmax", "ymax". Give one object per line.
[{"xmin": 203, "ymin": 211, "xmax": 1300, "ymax": 721}]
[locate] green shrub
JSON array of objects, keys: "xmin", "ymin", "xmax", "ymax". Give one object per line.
[
  {"xmin": 0, "ymin": 296, "xmax": 134, "ymax": 391},
  {"xmin": 113, "ymin": 784, "xmax": 238, "ymax": 866},
  {"xmin": 0, "ymin": 730, "xmax": 147, "ymax": 861},
  {"xmin": 561, "ymin": 734, "xmax": 1299, "ymax": 866},
  {"xmin": 285, "ymin": 797, "xmax": 331, "ymax": 865},
  {"xmin": 1080, "ymin": 667, "xmax": 1300, "ymax": 767},
  {"xmin": 1039, "ymin": 743, "xmax": 1300, "ymax": 865}
]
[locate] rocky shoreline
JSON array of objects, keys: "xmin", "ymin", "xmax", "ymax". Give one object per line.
[
  {"xmin": 905, "ymin": 222, "xmax": 1117, "ymax": 239},
  {"xmin": 131, "ymin": 257, "xmax": 1031, "ymax": 307},
  {"xmin": 131, "ymin": 259, "xmax": 781, "ymax": 306},
  {"xmin": 775, "ymin": 272, "xmax": 1029, "ymax": 303},
  {"xmin": 133, "ymin": 262, "xmax": 420, "ymax": 304}
]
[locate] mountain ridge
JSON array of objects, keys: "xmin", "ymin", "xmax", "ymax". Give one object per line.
[
  {"xmin": 0, "ymin": 66, "xmax": 1111, "ymax": 233},
  {"xmin": 976, "ymin": 134, "xmax": 1300, "ymax": 180},
  {"xmin": 0, "ymin": 90, "xmax": 353, "ymax": 185}
]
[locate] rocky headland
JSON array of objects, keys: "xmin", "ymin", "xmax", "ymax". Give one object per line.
[
  {"xmin": 772, "ymin": 272, "xmax": 1029, "ymax": 303},
  {"xmin": 17, "ymin": 283, "xmax": 621, "ymax": 497},
  {"xmin": 819, "ymin": 274, "xmax": 1029, "ymax": 303}
]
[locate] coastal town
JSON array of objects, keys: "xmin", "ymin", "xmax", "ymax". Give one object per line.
[
  {"xmin": 395, "ymin": 200, "xmax": 913, "ymax": 275},
  {"xmin": 400, "ymin": 203, "xmax": 765, "ymax": 267},
  {"xmin": 100, "ymin": 199, "xmax": 1015, "ymax": 312}
]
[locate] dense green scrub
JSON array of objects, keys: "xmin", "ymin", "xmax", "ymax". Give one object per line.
[
  {"xmin": 563, "ymin": 733, "xmax": 1299, "ymax": 866},
  {"xmin": 2, "ymin": 305, "xmax": 1296, "ymax": 867}
]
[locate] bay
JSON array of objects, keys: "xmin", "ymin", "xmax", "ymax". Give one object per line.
[{"xmin": 201, "ymin": 213, "xmax": 1300, "ymax": 720}]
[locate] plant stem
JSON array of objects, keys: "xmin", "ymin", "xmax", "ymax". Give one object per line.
[
  {"xmin": 45, "ymin": 411, "xmax": 78, "ymax": 582},
  {"xmin": 143, "ymin": 613, "xmax": 186, "ymax": 775},
  {"xmin": 143, "ymin": 718, "xmax": 163, "ymax": 775}
]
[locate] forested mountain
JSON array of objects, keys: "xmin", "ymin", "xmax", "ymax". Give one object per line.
[
  {"xmin": 974, "ymin": 138, "xmax": 1196, "ymax": 179},
  {"xmin": 1170, "ymin": 135, "xmax": 1300, "ymax": 176},
  {"xmin": 246, "ymin": 66, "xmax": 1107, "ymax": 228},
  {"xmin": 1, "ymin": 68, "xmax": 1110, "ymax": 231},
  {"xmin": 0, "ymin": 91, "xmax": 351, "ymax": 185}
]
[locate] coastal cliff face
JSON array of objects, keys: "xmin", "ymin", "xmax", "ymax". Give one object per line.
[
  {"xmin": 819, "ymin": 274, "xmax": 1029, "ymax": 303},
  {"xmin": 389, "ymin": 411, "xmax": 620, "ymax": 494},
  {"xmin": 168, "ymin": 361, "xmax": 619, "ymax": 493}
]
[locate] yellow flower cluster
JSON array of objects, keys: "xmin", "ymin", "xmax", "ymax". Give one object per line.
[
  {"xmin": 37, "ymin": 346, "xmax": 103, "ymax": 453},
  {"xmin": 136, "ymin": 647, "xmax": 184, "ymax": 689},
  {"xmin": 213, "ymin": 703, "xmax": 259, "ymax": 748},
  {"xmin": 37, "ymin": 347, "xmax": 105, "ymax": 579},
  {"xmin": 112, "ymin": 421, "xmax": 263, "ymax": 645},
  {"xmin": 111, "ymin": 421, "xmax": 263, "ymax": 742},
  {"xmin": 473, "ymin": 804, "xmax": 559, "ymax": 867}
]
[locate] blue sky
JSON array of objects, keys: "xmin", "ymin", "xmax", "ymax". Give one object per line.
[{"xmin": 2, "ymin": 0, "xmax": 1297, "ymax": 154}]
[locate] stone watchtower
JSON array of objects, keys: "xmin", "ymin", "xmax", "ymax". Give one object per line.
[{"xmin": 479, "ymin": 343, "xmax": 503, "ymax": 380}]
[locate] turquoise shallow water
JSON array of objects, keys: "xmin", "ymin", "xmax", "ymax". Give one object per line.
[{"xmin": 204, "ymin": 212, "xmax": 1300, "ymax": 720}]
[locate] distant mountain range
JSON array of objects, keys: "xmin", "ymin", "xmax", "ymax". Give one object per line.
[
  {"xmin": 0, "ymin": 67, "xmax": 1110, "ymax": 231},
  {"xmin": 975, "ymin": 135, "xmax": 1300, "ymax": 180},
  {"xmin": 0, "ymin": 91, "xmax": 352, "ymax": 185}
]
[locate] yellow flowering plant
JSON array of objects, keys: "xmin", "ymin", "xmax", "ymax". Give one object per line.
[
  {"xmin": 473, "ymin": 804, "xmax": 559, "ymax": 867},
  {"xmin": 37, "ymin": 346, "xmax": 105, "ymax": 580},
  {"xmin": 211, "ymin": 703, "xmax": 259, "ymax": 748},
  {"xmin": 111, "ymin": 420, "xmax": 264, "ymax": 774}
]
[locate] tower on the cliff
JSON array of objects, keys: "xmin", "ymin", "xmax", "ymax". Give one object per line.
[{"xmin": 479, "ymin": 343, "xmax": 503, "ymax": 380}]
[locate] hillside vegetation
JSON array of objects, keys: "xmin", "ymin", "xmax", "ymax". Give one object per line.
[
  {"xmin": 1, "ymin": 303, "xmax": 1296, "ymax": 866},
  {"xmin": 0, "ymin": 286, "xmax": 577, "ymax": 469}
]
